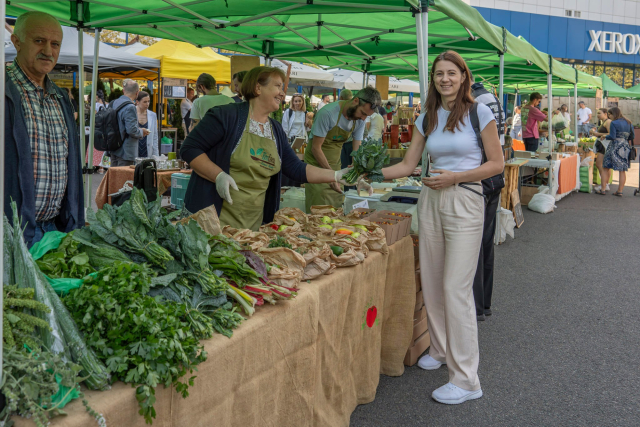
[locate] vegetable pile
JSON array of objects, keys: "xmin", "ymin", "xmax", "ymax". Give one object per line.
[
  {"xmin": 343, "ymin": 137, "xmax": 390, "ymax": 184},
  {"xmin": 64, "ymin": 262, "xmax": 207, "ymax": 424}
]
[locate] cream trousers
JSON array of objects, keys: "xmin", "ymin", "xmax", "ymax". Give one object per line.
[{"xmin": 418, "ymin": 183, "xmax": 484, "ymax": 391}]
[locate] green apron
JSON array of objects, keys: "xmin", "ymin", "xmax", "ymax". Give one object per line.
[
  {"xmin": 219, "ymin": 113, "xmax": 281, "ymax": 231},
  {"xmin": 304, "ymin": 101, "xmax": 355, "ymax": 212}
]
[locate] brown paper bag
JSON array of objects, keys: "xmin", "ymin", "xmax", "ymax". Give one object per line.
[
  {"xmin": 309, "ymin": 205, "xmax": 344, "ymax": 217},
  {"xmin": 296, "ymin": 241, "xmax": 335, "ymax": 280},
  {"xmin": 274, "ymin": 207, "xmax": 309, "ymax": 225},
  {"xmin": 222, "ymin": 226, "xmax": 270, "ymax": 251},
  {"xmin": 258, "ymin": 247, "xmax": 306, "ymax": 289},
  {"xmin": 344, "ymin": 220, "xmax": 389, "ymax": 254},
  {"xmin": 179, "ymin": 205, "xmax": 221, "ymax": 236}
]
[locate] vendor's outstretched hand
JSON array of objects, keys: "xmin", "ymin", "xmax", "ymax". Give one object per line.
[
  {"xmin": 335, "ymin": 166, "xmax": 362, "ymax": 185},
  {"xmin": 357, "ymin": 179, "xmax": 374, "ymax": 196},
  {"xmin": 422, "ymin": 169, "xmax": 456, "ymax": 190},
  {"xmin": 215, "ymin": 171, "xmax": 238, "ymax": 204}
]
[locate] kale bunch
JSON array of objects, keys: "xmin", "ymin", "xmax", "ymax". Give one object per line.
[{"xmin": 344, "ymin": 137, "xmax": 390, "ymax": 184}]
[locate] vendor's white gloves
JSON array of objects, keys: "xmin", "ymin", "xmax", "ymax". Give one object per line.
[
  {"xmin": 215, "ymin": 172, "xmax": 238, "ymax": 205},
  {"xmin": 335, "ymin": 167, "xmax": 362, "ymax": 186},
  {"xmin": 357, "ymin": 179, "xmax": 374, "ymax": 196}
]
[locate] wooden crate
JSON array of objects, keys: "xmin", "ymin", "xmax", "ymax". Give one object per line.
[
  {"xmin": 404, "ymin": 330, "xmax": 431, "ymax": 366},
  {"xmin": 415, "ymin": 290, "xmax": 424, "ymax": 312}
]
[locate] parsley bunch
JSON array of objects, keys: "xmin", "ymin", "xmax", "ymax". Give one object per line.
[
  {"xmin": 64, "ymin": 263, "xmax": 207, "ymax": 424},
  {"xmin": 344, "ymin": 137, "xmax": 390, "ymax": 184}
]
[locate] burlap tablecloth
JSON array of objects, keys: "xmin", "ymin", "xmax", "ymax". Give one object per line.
[
  {"xmin": 94, "ymin": 167, "xmax": 191, "ymax": 209},
  {"xmin": 15, "ymin": 237, "xmax": 415, "ymax": 427}
]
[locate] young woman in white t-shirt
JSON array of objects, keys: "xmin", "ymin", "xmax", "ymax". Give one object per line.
[{"xmin": 379, "ymin": 50, "xmax": 503, "ymax": 405}]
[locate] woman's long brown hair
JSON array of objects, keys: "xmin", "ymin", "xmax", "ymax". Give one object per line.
[
  {"xmin": 607, "ymin": 106, "xmax": 632, "ymax": 125},
  {"xmin": 424, "ymin": 50, "xmax": 474, "ymax": 137}
]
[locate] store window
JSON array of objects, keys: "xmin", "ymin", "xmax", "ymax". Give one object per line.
[
  {"xmin": 574, "ymin": 64, "xmax": 594, "ymax": 75},
  {"xmin": 595, "ymin": 65, "xmax": 604, "ymax": 77},
  {"xmin": 624, "ymin": 69, "xmax": 634, "ymax": 89}
]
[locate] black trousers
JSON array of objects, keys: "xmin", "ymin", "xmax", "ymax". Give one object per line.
[
  {"xmin": 473, "ymin": 189, "xmax": 500, "ymax": 316},
  {"xmin": 523, "ymin": 137, "xmax": 538, "ymax": 152}
]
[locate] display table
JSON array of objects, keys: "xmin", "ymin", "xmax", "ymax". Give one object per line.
[
  {"xmin": 522, "ymin": 154, "xmax": 580, "ymax": 201},
  {"xmin": 15, "ymin": 237, "xmax": 416, "ymax": 427},
  {"xmin": 94, "ymin": 167, "xmax": 192, "ymax": 209}
]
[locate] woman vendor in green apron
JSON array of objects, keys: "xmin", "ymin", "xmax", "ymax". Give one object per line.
[
  {"xmin": 180, "ymin": 66, "xmax": 366, "ymax": 231},
  {"xmin": 304, "ymin": 87, "xmax": 382, "ymax": 212}
]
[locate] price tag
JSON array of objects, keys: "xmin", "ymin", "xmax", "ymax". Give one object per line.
[{"xmin": 353, "ymin": 200, "xmax": 369, "ymax": 209}]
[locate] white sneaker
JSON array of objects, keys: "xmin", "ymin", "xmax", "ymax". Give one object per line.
[
  {"xmin": 417, "ymin": 354, "xmax": 446, "ymax": 370},
  {"xmin": 432, "ymin": 383, "xmax": 483, "ymax": 405},
  {"xmin": 606, "ymin": 184, "xmax": 611, "ymax": 191},
  {"xmin": 593, "ymin": 185, "xmax": 601, "ymax": 192}
]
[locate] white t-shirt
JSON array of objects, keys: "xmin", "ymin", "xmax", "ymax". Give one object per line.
[
  {"xmin": 577, "ymin": 107, "xmax": 592, "ymax": 125},
  {"xmin": 282, "ymin": 109, "xmax": 307, "ymax": 139},
  {"xmin": 310, "ymin": 101, "xmax": 365, "ymax": 141},
  {"xmin": 365, "ymin": 112, "xmax": 385, "ymax": 141},
  {"xmin": 180, "ymin": 98, "xmax": 193, "ymax": 118},
  {"xmin": 190, "ymin": 94, "xmax": 234, "ymax": 120},
  {"xmin": 415, "ymin": 104, "xmax": 496, "ymax": 174}
]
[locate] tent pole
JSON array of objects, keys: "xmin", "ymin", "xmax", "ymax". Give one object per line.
[
  {"xmin": 362, "ymin": 71, "xmax": 366, "ymax": 89},
  {"xmin": 265, "ymin": 56, "xmax": 272, "ymax": 67},
  {"xmin": 421, "ymin": 1, "xmax": 429, "ymax": 102},
  {"xmin": 86, "ymin": 28, "xmax": 101, "ymax": 207},
  {"xmin": 0, "ymin": 0, "xmax": 7, "ymax": 388},
  {"xmin": 573, "ymin": 84, "xmax": 578, "ymax": 138},
  {"xmin": 365, "ymin": 72, "xmax": 369, "ymax": 87},
  {"xmin": 547, "ymin": 72, "xmax": 553, "ymax": 194},
  {"xmin": 415, "ymin": 7, "xmax": 425, "ymax": 103},
  {"xmin": 496, "ymin": 52, "xmax": 504, "ymax": 246},
  {"xmin": 77, "ymin": 20, "xmax": 87, "ymax": 200}
]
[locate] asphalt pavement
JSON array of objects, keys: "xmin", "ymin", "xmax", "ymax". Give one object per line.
[{"xmin": 351, "ymin": 162, "xmax": 640, "ymax": 427}]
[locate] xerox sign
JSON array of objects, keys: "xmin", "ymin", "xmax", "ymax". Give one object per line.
[{"xmin": 588, "ymin": 30, "xmax": 640, "ymax": 55}]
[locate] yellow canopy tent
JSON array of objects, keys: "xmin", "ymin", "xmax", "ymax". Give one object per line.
[{"xmin": 135, "ymin": 39, "xmax": 231, "ymax": 83}]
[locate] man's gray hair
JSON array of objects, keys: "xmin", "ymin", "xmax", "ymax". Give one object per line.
[
  {"xmin": 13, "ymin": 11, "xmax": 62, "ymax": 41},
  {"xmin": 123, "ymin": 79, "xmax": 139, "ymax": 95},
  {"xmin": 354, "ymin": 87, "xmax": 382, "ymax": 108}
]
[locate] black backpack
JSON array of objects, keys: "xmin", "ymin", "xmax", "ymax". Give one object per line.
[
  {"xmin": 111, "ymin": 159, "xmax": 158, "ymax": 207},
  {"xmin": 94, "ymin": 101, "xmax": 133, "ymax": 152},
  {"xmin": 421, "ymin": 103, "xmax": 505, "ymax": 195}
]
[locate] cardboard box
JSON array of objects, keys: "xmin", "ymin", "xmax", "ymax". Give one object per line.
[
  {"xmin": 414, "ymin": 305, "xmax": 426, "ymax": 323},
  {"xmin": 520, "ymin": 186, "xmax": 538, "ymax": 206},
  {"xmin": 404, "ymin": 330, "xmax": 431, "ymax": 366},
  {"xmin": 350, "ymin": 208, "xmax": 376, "ymax": 219},
  {"xmin": 415, "ymin": 290, "xmax": 424, "ymax": 312},
  {"xmin": 369, "ymin": 210, "xmax": 412, "ymax": 245},
  {"xmin": 412, "ymin": 316, "xmax": 429, "ymax": 341},
  {"xmin": 411, "ymin": 235, "xmax": 419, "ymax": 270}
]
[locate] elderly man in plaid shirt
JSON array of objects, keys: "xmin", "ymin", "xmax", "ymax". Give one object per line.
[{"xmin": 4, "ymin": 11, "xmax": 84, "ymax": 246}]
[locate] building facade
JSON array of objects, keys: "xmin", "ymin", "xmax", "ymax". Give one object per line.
[
  {"xmin": 469, "ymin": 0, "xmax": 640, "ymax": 122},
  {"xmin": 470, "ymin": 1, "xmax": 640, "ymax": 88}
]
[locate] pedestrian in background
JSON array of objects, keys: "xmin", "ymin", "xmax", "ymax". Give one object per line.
[
  {"xmin": 190, "ymin": 73, "xmax": 234, "ymax": 128},
  {"xmin": 135, "ymin": 91, "xmax": 159, "ymax": 158},
  {"xmin": 379, "ymin": 50, "xmax": 503, "ymax": 405},
  {"xmin": 521, "ymin": 93, "xmax": 547, "ymax": 151},
  {"xmin": 577, "ymin": 101, "xmax": 593, "ymax": 137},
  {"xmin": 231, "ymin": 71, "xmax": 247, "ymax": 103},
  {"xmin": 110, "ymin": 79, "xmax": 150, "ymax": 166},
  {"xmin": 510, "ymin": 105, "xmax": 522, "ymax": 140},
  {"xmin": 590, "ymin": 108, "xmax": 612, "ymax": 193},
  {"xmin": 181, "ymin": 87, "xmax": 195, "ymax": 135},
  {"xmin": 600, "ymin": 107, "xmax": 634, "ymax": 196}
]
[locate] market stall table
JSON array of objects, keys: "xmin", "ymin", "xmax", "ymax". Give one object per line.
[
  {"xmin": 94, "ymin": 166, "xmax": 191, "ymax": 209},
  {"xmin": 15, "ymin": 237, "xmax": 416, "ymax": 427},
  {"xmin": 521, "ymin": 154, "xmax": 580, "ymax": 201}
]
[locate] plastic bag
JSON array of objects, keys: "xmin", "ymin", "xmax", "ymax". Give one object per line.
[
  {"xmin": 29, "ymin": 231, "xmax": 67, "ymax": 261},
  {"xmin": 496, "ymin": 209, "xmax": 516, "ymax": 244},
  {"xmin": 551, "ymin": 112, "xmax": 567, "ymax": 131},
  {"xmin": 527, "ymin": 193, "xmax": 556, "ymax": 214}
]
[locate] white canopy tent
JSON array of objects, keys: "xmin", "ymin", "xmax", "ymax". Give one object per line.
[
  {"xmin": 116, "ymin": 42, "xmax": 149, "ymax": 55},
  {"xmin": 5, "ymin": 26, "xmax": 160, "ymax": 73},
  {"xmin": 259, "ymin": 57, "xmax": 334, "ymax": 86},
  {"xmin": 330, "ymin": 70, "xmax": 419, "ymax": 93}
]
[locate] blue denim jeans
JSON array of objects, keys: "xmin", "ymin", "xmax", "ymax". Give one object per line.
[{"xmin": 30, "ymin": 220, "xmax": 58, "ymax": 248}]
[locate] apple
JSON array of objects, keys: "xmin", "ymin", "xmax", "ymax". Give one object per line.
[
  {"xmin": 277, "ymin": 225, "xmax": 289, "ymax": 232},
  {"xmin": 332, "ymin": 219, "xmax": 343, "ymax": 224},
  {"xmin": 322, "ymin": 216, "xmax": 332, "ymax": 224},
  {"xmin": 352, "ymin": 232, "xmax": 361, "ymax": 238},
  {"xmin": 319, "ymin": 224, "xmax": 332, "ymax": 229}
]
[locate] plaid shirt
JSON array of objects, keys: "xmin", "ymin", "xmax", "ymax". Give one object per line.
[{"xmin": 8, "ymin": 60, "xmax": 69, "ymax": 222}]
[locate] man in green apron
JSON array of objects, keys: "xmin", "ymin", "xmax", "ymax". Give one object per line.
[{"xmin": 304, "ymin": 87, "xmax": 382, "ymax": 212}]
